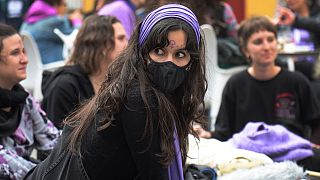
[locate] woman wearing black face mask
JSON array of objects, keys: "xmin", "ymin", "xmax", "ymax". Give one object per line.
[{"xmin": 24, "ymin": 4, "xmax": 207, "ymax": 180}]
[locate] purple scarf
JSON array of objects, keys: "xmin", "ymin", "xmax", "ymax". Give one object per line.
[
  {"xmin": 168, "ymin": 127, "xmax": 184, "ymax": 180},
  {"xmin": 24, "ymin": 0, "xmax": 57, "ymax": 24},
  {"xmin": 228, "ymin": 122, "xmax": 313, "ymax": 161}
]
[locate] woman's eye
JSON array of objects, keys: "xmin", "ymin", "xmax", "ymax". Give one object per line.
[
  {"xmin": 10, "ymin": 50, "xmax": 20, "ymax": 56},
  {"xmin": 176, "ymin": 51, "xmax": 186, "ymax": 58},
  {"xmin": 267, "ymin": 37, "xmax": 275, "ymax": 42},
  {"xmin": 154, "ymin": 48, "xmax": 165, "ymax": 55},
  {"xmin": 252, "ymin": 39, "xmax": 262, "ymax": 45}
]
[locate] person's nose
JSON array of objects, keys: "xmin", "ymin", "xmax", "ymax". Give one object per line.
[
  {"xmin": 165, "ymin": 53, "xmax": 175, "ymax": 62},
  {"xmin": 262, "ymin": 40, "xmax": 272, "ymax": 50},
  {"xmin": 20, "ymin": 52, "xmax": 28, "ymax": 64}
]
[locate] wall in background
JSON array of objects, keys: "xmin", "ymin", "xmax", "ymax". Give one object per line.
[
  {"xmin": 227, "ymin": 0, "xmax": 278, "ymax": 22},
  {"xmin": 245, "ymin": 0, "xmax": 277, "ymax": 19}
]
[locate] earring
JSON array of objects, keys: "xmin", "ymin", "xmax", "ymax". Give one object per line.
[
  {"xmin": 246, "ymin": 55, "xmax": 252, "ymax": 63},
  {"xmin": 186, "ymin": 62, "xmax": 192, "ymax": 71}
]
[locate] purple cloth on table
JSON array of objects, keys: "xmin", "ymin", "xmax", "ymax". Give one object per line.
[
  {"xmin": 228, "ymin": 122, "xmax": 313, "ymax": 161},
  {"xmin": 24, "ymin": 0, "xmax": 57, "ymax": 24},
  {"xmin": 168, "ymin": 126, "xmax": 184, "ymax": 180},
  {"xmin": 98, "ymin": 0, "xmax": 136, "ymax": 39}
]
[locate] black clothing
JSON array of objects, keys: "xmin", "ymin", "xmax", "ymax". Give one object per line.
[
  {"xmin": 82, "ymin": 82, "xmax": 167, "ymax": 180},
  {"xmin": 292, "ymin": 4, "xmax": 320, "ymax": 48},
  {"xmin": 24, "ymin": 126, "xmax": 90, "ymax": 180},
  {"xmin": 42, "ymin": 64, "xmax": 94, "ymax": 128},
  {"xmin": 293, "ymin": 16, "xmax": 320, "ymax": 49},
  {"xmin": 0, "ymin": 84, "xmax": 27, "ymax": 137},
  {"xmin": 25, "ymin": 81, "xmax": 169, "ymax": 180},
  {"xmin": 0, "ymin": 84, "xmax": 28, "ymax": 108},
  {"xmin": 214, "ymin": 69, "xmax": 320, "ymax": 141}
]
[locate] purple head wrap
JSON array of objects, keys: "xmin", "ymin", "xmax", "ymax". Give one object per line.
[{"xmin": 139, "ymin": 4, "xmax": 200, "ymax": 47}]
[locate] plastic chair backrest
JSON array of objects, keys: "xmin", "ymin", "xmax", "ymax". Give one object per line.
[
  {"xmin": 53, "ymin": 28, "xmax": 78, "ymax": 59},
  {"xmin": 201, "ymin": 24, "xmax": 248, "ymax": 130}
]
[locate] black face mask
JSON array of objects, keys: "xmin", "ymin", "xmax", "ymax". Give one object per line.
[{"xmin": 147, "ymin": 60, "xmax": 189, "ymax": 93}]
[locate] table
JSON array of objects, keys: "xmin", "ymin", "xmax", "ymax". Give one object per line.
[{"xmin": 278, "ymin": 48, "xmax": 320, "ymax": 69}]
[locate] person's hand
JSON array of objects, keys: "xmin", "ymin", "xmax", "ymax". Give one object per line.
[
  {"xmin": 193, "ymin": 124, "xmax": 212, "ymax": 139},
  {"xmin": 277, "ymin": 7, "xmax": 296, "ymax": 26}
]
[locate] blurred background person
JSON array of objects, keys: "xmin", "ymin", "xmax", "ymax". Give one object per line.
[
  {"xmin": 0, "ymin": 23, "xmax": 60, "ymax": 179},
  {"xmin": 0, "ymin": 0, "xmax": 33, "ymax": 30},
  {"xmin": 98, "ymin": 0, "xmax": 146, "ymax": 39},
  {"xmin": 20, "ymin": 0, "xmax": 83, "ymax": 64},
  {"xmin": 41, "ymin": 15, "xmax": 127, "ymax": 129},
  {"xmin": 277, "ymin": 0, "xmax": 320, "ymax": 101},
  {"xmin": 195, "ymin": 16, "xmax": 320, "ymax": 171},
  {"xmin": 192, "ymin": 0, "xmax": 238, "ymax": 40},
  {"xmin": 278, "ymin": 0, "xmax": 320, "ymax": 49}
]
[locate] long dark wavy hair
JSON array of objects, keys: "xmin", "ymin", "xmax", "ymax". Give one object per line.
[
  {"xmin": 65, "ymin": 17, "xmax": 207, "ymax": 165},
  {"xmin": 68, "ymin": 15, "xmax": 119, "ymax": 75}
]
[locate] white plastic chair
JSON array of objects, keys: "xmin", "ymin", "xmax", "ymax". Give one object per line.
[
  {"xmin": 201, "ymin": 24, "xmax": 248, "ymax": 130},
  {"xmin": 20, "ymin": 31, "xmax": 65, "ymax": 101},
  {"xmin": 53, "ymin": 28, "xmax": 78, "ymax": 59}
]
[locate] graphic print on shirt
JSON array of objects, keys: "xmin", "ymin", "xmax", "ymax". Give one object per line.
[{"xmin": 274, "ymin": 92, "xmax": 296, "ymax": 121}]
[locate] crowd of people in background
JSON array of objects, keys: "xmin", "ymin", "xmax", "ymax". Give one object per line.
[{"xmin": 1, "ymin": 0, "xmax": 320, "ymax": 179}]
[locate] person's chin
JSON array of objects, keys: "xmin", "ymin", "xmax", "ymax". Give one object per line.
[{"xmin": 19, "ymin": 74, "xmax": 27, "ymax": 81}]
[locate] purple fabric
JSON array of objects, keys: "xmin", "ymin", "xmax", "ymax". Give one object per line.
[
  {"xmin": 139, "ymin": 4, "xmax": 200, "ymax": 47},
  {"xmin": 168, "ymin": 126, "xmax": 184, "ymax": 180},
  {"xmin": 24, "ymin": 0, "xmax": 57, "ymax": 24},
  {"xmin": 98, "ymin": 0, "xmax": 135, "ymax": 38},
  {"xmin": 228, "ymin": 122, "xmax": 313, "ymax": 161},
  {"xmin": 0, "ymin": 154, "xmax": 7, "ymax": 164},
  {"xmin": 12, "ymin": 128, "xmax": 26, "ymax": 145},
  {"xmin": 293, "ymin": 28, "xmax": 314, "ymax": 50}
]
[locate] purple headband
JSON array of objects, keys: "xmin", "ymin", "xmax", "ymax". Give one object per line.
[{"xmin": 139, "ymin": 4, "xmax": 200, "ymax": 47}]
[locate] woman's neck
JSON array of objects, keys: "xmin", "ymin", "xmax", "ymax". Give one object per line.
[
  {"xmin": 248, "ymin": 65, "xmax": 281, "ymax": 80},
  {"xmin": 0, "ymin": 83, "xmax": 14, "ymax": 91},
  {"xmin": 89, "ymin": 58, "xmax": 112, "ymax": 94},
  {"xmin": 89, "ymin": 71, "xmax": 106, "ymax": 94}
]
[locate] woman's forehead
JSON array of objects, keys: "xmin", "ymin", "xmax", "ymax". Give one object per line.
[{"xmin": 1, "ymin": 34, "xmax": 22, "ymax": 52}]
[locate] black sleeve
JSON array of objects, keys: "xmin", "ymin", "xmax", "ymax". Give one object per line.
[
  {"xmin": 293, "ymin": 16, "xmax": 320, "ymax": 34},
  {"xmin": 119, "ymin": 91, "xmax": 168, "ymax": 180},
  {"xmin": 214, "ymin": 79, "xmax": 236, "ymax": 141},
  {"xmin": 295, "ymin": 73, "xmax": 320, "ymax": 124},
  {"xmin": 42, "ymin": 76, "xmax": 78, "ymax": 129},
  {"xmin": 295, "ymin": 73, "xmax": 320, "ymax": 141}
]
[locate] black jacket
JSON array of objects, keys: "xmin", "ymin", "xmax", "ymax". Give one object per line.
[
  {"xmin": 25, "ymin": 81, "xmax": 169, "ymax": 180},
  {"xmin": 293, "ymin": 4, "xmax": 320, "ymax": 48},
  {"xmin": 23, "ymin": 126, "xmax": 90, "ymax": 180},
  {"xmin": 41, "ymin": 64, "xmax": 94, "ymax": 129}
]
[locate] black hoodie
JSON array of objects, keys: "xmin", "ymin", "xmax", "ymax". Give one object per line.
[{"xmin": 41, "ymin": 64, "xmax": 94, "ymax": 129}]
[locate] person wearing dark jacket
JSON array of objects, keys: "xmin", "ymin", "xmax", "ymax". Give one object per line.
[
  {"xmin": 0, "ymin": 23, "xmax": 60, "ymax": 180},
  {"xmin": 195, "ymin": 16, "xmax": 320, "ymax": 171},
  {"xmin": 24, "ymin": 4, "xmax": 207, "ymax": 179},
  {"xmin": 278, "ymin": 0, "xmax": 320, "ymax": 49},
  {"xmin": 41, "ymin": 15, "xmax": 127, "ymax": 129}
]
